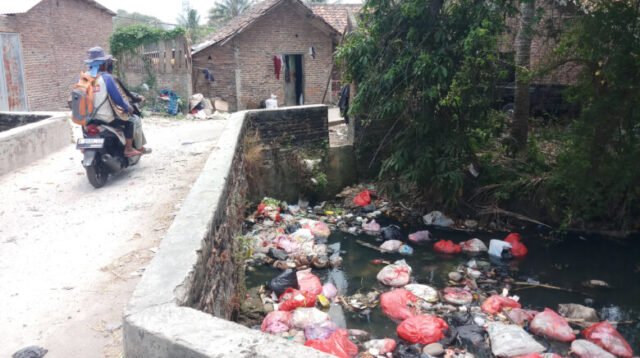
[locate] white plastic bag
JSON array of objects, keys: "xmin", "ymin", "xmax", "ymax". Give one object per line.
[
  {"xmin": 376, "ymin": 259, "xmax": 412, "ymax": 287},
  {"xmin": 487, "ymin": 323, "xmax": 545, "ymax": 357},
  {"xmin": 404, "ymin": 283, "xmax": 439, "ymax": 303},
  {"xmin": 488, "ymin": 239, "xmax": 512, "ymax": 257},
  {"xmin": 291, "ymin": 308, "xmax": 329, "ymax": 329}
]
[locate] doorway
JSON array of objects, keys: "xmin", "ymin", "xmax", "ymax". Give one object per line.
[{"xmin": 283, "ymin": 54, "xmax": 303, "ymax": 106}]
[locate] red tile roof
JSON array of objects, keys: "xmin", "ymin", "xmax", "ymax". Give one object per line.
[{"xmin": 309, "ymin": 4, "xmax": 361, "ymax": 34}]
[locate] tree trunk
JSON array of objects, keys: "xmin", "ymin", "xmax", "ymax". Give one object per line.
[{"xmin": 512, "ymin": 0, "xmax": 535, "ymax": 153}]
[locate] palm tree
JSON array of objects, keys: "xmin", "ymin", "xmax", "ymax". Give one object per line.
[
  {"xmin": 511, "ymin": 0, "xmax": 535, "ymax": 153},
  {"xmin": 177, "ymin": 9, "xmax": 203, "ymax": 42},
  {"xmin": 208, "ymin": 0, "xmax": 253, "ymax": 26}
]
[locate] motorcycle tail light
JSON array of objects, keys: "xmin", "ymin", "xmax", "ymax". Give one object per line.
[{"xmin": 86, "ymin": 125, "xmax": 99, "ymax": 136}]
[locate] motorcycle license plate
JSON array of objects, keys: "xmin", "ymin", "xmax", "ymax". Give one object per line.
[{"xmin": 76, "ymin": 138, "xmax": 105, "ymax": 149}]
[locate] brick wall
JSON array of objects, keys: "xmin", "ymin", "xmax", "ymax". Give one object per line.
[
  {"xmin": 193, "ymin": 1, "xmax": 336, "ymax": 111},
  {"xmin": 10, "ymin": 0, "xmax": 113, "ymax": 111}
]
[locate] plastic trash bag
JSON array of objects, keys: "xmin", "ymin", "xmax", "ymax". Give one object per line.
[
  {"xmin": 275, "ymin": 235, "xmax": 302, "ymax": 253},
  {"xmin": 297, "ymin": 269, "xmax": 322, "ymax": 296},
  {"xmin": 267, "ymin": 269, "xmax": 299, "ymax": 296},
  {"xmin": 305, "ymin": 320, "xmax": 339, "ymax": 340},
  {"xmin": 530, "ymin": 308, "xmax": 576, "ymax": 342},
  {"xmin": 376, "ymin": 259, "xmax": 412, "ymax": 287},
  {"xmin": 399, "ymin": 245, "xmax": 414, "ymax": 255},
  {"xmin": 482, "ymin": 295, "xmax": 521, "ymax": 314},
  {"xmin": 362, "ymin": 219, "xmax": 381, "ymax": 232},
  {"xmin": 381, "ymin": 289, "xmax": 419, "ymax": 321},
  {"xmin": 364, "ymin": 338, "xmax": 397, "ymax": 355},
  {"xmin": 457, "ymin": 325, "xmax": 490, "ymax": 357},
  {"xmin": 404, "ymin": 283, "xmax": 439, "ymax": 303},
  {"xmin": 304, "ymin": 221, "xmax": 331, "ymax": 239},
  {"xmin": 433, "ymin": 240, "xmax": 461, "ymax": 254},
  {"xmin": 487, "ymin": 323, "xmax": 545, "ymax": 357},
  {"xmin": 381, "ymin": 225, "xmax": 404, "ymax": 241},
  {"xmin": 397, "ymin": 314, "xmax": 449, "ymax": 345},
  {"xmin": 557, "ymin": 303, "xmax": 599, "ymax": 323},
  {"xmin": 291, "ymin": 308, "xmax": 329, "ymax": 329},
  {"xmin": 505, "ymin": 233, "xmax": 528, "ymax": 258},
  {"xmin": 279, "ymin": 288, "xmax": 316, "ymax": 311},
  {"xmin": 423, "ymin": 210, "xmax": 454, "ymax": 227},
  {"xmin": 408, "ymin": 230, "xmax": 431, "ymax": 244},
  {"xmin": 442, "ymin": 287, "xmax": 473, "ymax": 305},
  {"xmin": 305, "ymin": 328, "xmax": 359, "ymax": 358},
  {"xmin": 322, "ymin": 283, "xmax": 338, "ymax": 300},
  {"xmin": 488, "ymin": 239, "xmax": 512, "ymax": 258},
  {"xmin": 582, "ymin": 321, "xmax": 633, "ymax": 357},
  {"xmin": 505, "ymin": 308, "xmax": 537, "ymax": 325},
  {"xmin": 380, "ymin": 240, "xmax": 403, "ymax": 253},
  {"xmin": 571, "ymin": 339, "xmax": 617, "ymax": 358},
  {"xmin": 260, "ymin": 311, "xmax": 292, "ymax": 334},
  {"xmin": 353, "ymin": 190, "xmax": 372, "ymax": 207},
  {"xmin": 460, "ymin": 238, "xmax": 488, "ymax": 253},
  {"xmin": 290, "ymin": 228, "xmax": 314, "ymax": 242}
]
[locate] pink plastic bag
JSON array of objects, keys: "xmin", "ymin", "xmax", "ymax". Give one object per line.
[
  {"xmin": 322, "ymin": 283, "xmax": 338, "ymax": 300},
  {"xmin": 571, "ymin": 339, "xmax": 617, "ymax": 358},
  {"xmin": 304, "ymin": 221, "xmax": 331, "ymax": 238},
  {"xmin": 530, "ymin": 308, "xmax": 576, "ymax": 342},
  {"xmin": 376, "ymin": 260, "xmax": 411, "ymax": 287},
  {"xmin": 305, "ymin": 320, "xmax": 339, "ymax": 340},
  {"xmin": 397, "ymin": 315, "xmax": 449, "ymax": 345},
  {"xmin": 442, "ymin": 287, "xmax": 473, "ymax": 305},
  {"xmin": 260, "ymin": 311, "xmax": 292, "ymax": 334},
  {"xmin": 505, "ymin": 308, "xmax": 537, "ymax": 325},
  {"xmin": 305, "ymin": 328, "xmax": 359, "ymax": 358},
  {"xmin": 362, "ymin": 219, "xmax": 381, "ymax": 232},
  {"xmin": 275, "ymin": 235, "xmax": 301, "ymax": 253},
  {"xmin": 297, "ymin": 269, "xmax": 322, "ymax": 296},
  {"xmin": 381, "ymin": 289, "xmax": 418, "ymax": 321},
  {"xmin": 408, "ymin": 230, "xmax": 431, "ymax": 243},
  {"xmin": 460, "ymin": 238, "xmax": 488, "ymax": 253},
  {"xmin": 582, "ymin": 321, "xmax": 633, "ymax": 358},
  {"xmin": 481, "ymin": 295, "xmax": 521, "ymax": 314},
  {"xmin": 380, "ymin": 240, "xmax": 403, "ymax": 252},
  {"xmin": 433, "ymin": 240, "xmax": 461, "ymax": 254}
]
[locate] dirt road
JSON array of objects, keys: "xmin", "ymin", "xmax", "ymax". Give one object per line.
[{"xmin": 0, "ymin": 117, "xmax": 226, "ymax": 357}]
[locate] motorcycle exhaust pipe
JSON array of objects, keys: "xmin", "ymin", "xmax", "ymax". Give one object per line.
[{"xmin": 101, "ymin": 154, "xmax": 122, "ymax": 172}]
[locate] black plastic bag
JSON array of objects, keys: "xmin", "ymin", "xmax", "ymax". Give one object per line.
[
  {"xmin": 381, "ymin": 225, "xmax": 404, "ymax": 241},
  {"xmin": 285, "ymin": 223, "xmax": 301, "ymax": 234},
  {"xmin": 266, "ymin": 269, "xmax": 299, "ymax": 296},
  {"xmin": 393, "ymin": 344, "xmax": 422, "ymax": 358},
  {"xmin": 268, "ymin": 248, "xmax": 288, "ymax": 261},
  {"xmin": 457, "ymin": 325, "xmax": 491, "ymax": 358}
]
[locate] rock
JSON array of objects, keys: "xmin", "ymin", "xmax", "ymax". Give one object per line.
[
  {"xmin": 104, "ymin": 321, "xmax": 122, "ymax": 332},
  {"xmin": 12, "ymin": 346, "xmax": 48, "ymax": 358},
  {"xmin": 448, "ymin": 271, "xmax": 463, "ymax": 282},
  {"xmin": 557, "ymin": 303, "xmax": 599, "ymax": 322},
  {"xmin": 423, "ymin": 343, "xmax": 444, "ymax": 356}
]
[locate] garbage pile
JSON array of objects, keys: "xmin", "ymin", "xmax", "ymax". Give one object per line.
[
  {"xmin": 186, "ymin": 93, "xmax": 229, "ymax": 120},
  {"xmin": 240, "ymin": 190, "xmax": 637, "ymax": 358}
]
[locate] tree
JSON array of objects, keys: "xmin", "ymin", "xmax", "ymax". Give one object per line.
[
  {"xmin": 208, "ymin": 0, "xmax": 253, "ymax": 25},
  {"xmin": 113, "ymin": 9, "xmax": 164, "ymax": 29},
  {"xmin": 177, "ymin": 9, "xmax": 206, "ymax": 43},
  {"xmin": 511, "ymin": 0, "xmax": 536, "ymax": 153}
]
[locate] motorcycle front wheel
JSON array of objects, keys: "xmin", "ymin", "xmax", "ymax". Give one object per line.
[{"xmin": 86, "ymin": 159, "xmax": 108, "ymax": 188}]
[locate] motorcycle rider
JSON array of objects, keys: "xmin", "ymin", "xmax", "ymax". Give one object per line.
[{"xmin": 83, "ymin": 46, "xmax": 141, "ymax": 157}]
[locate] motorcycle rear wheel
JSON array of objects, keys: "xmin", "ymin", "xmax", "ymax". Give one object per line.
[{"xmin": 86, "ymin": 160, "xmax": 108, "ymax": 188}]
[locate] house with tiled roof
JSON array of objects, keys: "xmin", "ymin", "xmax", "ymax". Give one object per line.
[{"xmin": 192, "ymin": 0, "xmax": 359, "ymax": 111}]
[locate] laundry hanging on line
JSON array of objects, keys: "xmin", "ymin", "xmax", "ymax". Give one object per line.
[{"xmin": 273, "ymin": 56, "xmax": 282, "ymax": 80}]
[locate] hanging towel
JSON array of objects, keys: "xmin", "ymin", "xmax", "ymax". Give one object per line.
[
  {"xmin": 273, "ymin": 56, "xmax": 282, "ymax": 80},
  {"xmin": 202, "ymin": 69, "xmax": 215, "ymax": 82}
]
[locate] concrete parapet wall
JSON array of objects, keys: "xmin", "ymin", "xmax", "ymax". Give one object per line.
[
  {"xmin": 124, "ymin": 107, "xmax": 332, "ymax": 357},
  {"xmin": 247, "ymin": 104, "xmax": 329, "ymax": 147},
  {"xmin": 0, "ymin": 112, "xmax": 71, "ymax": 176}
]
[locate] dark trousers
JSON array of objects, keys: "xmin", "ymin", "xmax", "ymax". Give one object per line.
[{"xmin": 111, "ymin": 118, "xmax": 134, "ymax": 139}]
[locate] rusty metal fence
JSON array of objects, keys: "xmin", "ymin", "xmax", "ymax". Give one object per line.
[{"xmin": 0, "ymin": 32, "xmax": 28, "ymax": 111}]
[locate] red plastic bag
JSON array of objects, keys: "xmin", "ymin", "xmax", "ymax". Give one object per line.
[
  {"xmin": 481, "ymin": 295, "xmax": 521, "ymax": 314},
  {"xmin": 353, "ymin": 190, "xmax": 372, "ymax": 207},
  {"xmin": 279, "ymin": 288, "xmax": 316, "ymax": 311},
  {"xmin": 397, "ymin": 314, "xmax": 449, "ymax": 345},
  {"xmin": 530, "ymin": 308, "xmax": 576, "ymax": 342},
  {"xmin": 305, "ymin": 328, "xmax": 359, "ymax": 358},
  {"xmin": 260, "ymin": 310, "xmax": 292, "ymax": 334},
  {"xmin": 297, "ymin": 269, "xmax": 322, "ymax": 296},
  {"xmin": 505, "ymin": 233, "xmax": 528, "ymax": 257},
  {"xmin": 442, "ymin": 287, "xmax": 473, "ymax": 305},
  {"xmin": 433, "ymin": 240, "xmax": 461, "ymax": 254},
  {"xmin": 582, "ymin": 321, "xmax": 633, "ymax": 358},
  {"xmin": 514, "ymin": 354, "xmax": 563, "ymax": 358},
  {"xmin": 381, "ymin": 289, "xmax": 419, "ymax": 321}
]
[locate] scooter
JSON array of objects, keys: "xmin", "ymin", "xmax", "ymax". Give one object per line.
[{"xmin": 76, "ymin": 117, "xmax": 142, "ymax": 188}]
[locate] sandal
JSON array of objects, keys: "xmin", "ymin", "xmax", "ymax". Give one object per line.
[{"xmin": 124, "ymin": 149, "xmax": 142, "ymax": 157}]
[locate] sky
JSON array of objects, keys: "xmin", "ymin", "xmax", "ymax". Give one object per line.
[{"xmin": 98, "ymin": 0, "xmax": 362, "ymax": 26}]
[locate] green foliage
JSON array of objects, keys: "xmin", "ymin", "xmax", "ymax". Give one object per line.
[
  {"xmin": 113, "ymin": 9, "xmax": 164, "ymax": 29},
  {"xmin": 548, "ymin": 0, "xmax": 640, "ymax": 228},
  {"xmin": 208, "ymin": 0, "xmax": 253, "ymax": 26},
  {"xmin": 177, "ymin": 8, "xmax": 211, "ymax": 43},
  {"xmin": 336, "ymin": 0, "xmax": 513, "ymax": 203},
  {"xmin": 109, "ymin": 25, "xmax": 187, "ymax": 56}
]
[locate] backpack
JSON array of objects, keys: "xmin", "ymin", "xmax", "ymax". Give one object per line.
[{"xmin": 70, "ymin": 72, "xmax": 107, "ymax": 125}]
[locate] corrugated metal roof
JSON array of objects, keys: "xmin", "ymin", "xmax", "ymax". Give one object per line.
[{"xmin": 0, "ymin": 0, "xmax": 116, "ymax": 16}]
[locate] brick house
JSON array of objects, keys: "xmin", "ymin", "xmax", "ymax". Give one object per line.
[
  {"xmin": 192, "ymin": 0, "xmax": 355, "ymax": 111},
  {"xmin": 0, "ymin": 0, "xmax": 115, "ymax": 111}
]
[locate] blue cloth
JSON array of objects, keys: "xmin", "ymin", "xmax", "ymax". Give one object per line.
[
  {"xmin": 88, "ymin": 59, "xmax": 104, "ymax": 77},
  {"xmin": 100, "ymin": 72, "xmax": 130, "ymax": 113}
]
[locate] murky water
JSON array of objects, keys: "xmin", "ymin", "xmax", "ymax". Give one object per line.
[{"xmin": 245, "ymin": 217, "xmax": 640, "ymax": 350}]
